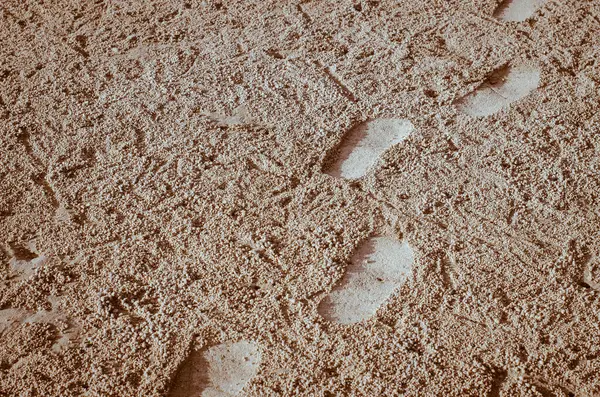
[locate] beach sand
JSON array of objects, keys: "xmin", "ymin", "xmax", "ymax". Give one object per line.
[{"xmin": 1, "ymin": 0, "xmax": 600, "ymax": 395}]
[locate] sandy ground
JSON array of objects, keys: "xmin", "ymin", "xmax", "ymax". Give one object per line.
[{"xmin": 1, "ymin": 0, "xmax": 600, "ymax": 396}]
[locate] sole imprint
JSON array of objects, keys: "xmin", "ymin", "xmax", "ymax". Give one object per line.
[
  {"xmin": 0, "ymin": 299, "xmax": 79, "ymax": 352},
  {"xmin": 583, "ymin": 258, "xmax": 600, "ymax": 291},
  {"xmin": 318, "ymin": 237, "xmax": 414, "ymax": 324},
  {"xmin": 493, "ymin": 0, "xmax": 547, "ymax": 22},
  {"xmin": 169, "ymin": 340, "xmax": 261, "ymax": 397},
  {"xmin": 455, "ymin": 64, "xmax": 540, "ymax": 117},
  {"xmin": 324, "ymin": 119, "xmax": 414, "ymax": 179},
  {"xmin": 0, "ymin": 308, "xmax": 30, "ymax": 334},
  {"xmin": 9, "ymin": 254, "xmax": 47, "ymax": 281}
]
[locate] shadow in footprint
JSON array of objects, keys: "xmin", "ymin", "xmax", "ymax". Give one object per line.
[
  {"xmin": 169, "ymin": 340, "xmax": 261, "ymax": 397},
  {"xmin": 493, "ymin": 0, "xmax": 547, "ymax": 22},
  {"xmin": 318, "ymin": 237, "xmax": 414, "ymax": 324},
  {"xmin": 455, "ymin": 64, "xmax": 540, "ymax": 117},
  {"xmin": 324, "ymin": 119, "xmax": 414, "ymax": 180}
]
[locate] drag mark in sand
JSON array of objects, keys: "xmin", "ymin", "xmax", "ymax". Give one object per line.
[
  {"xmin": 455, "ymin": 64, "xmax": 540, "ymax": 117},
  {"xmin": 324, "ymin": 119, "xmax": 414, "ymax": 179},
  {"xmin": 318, "ymin": 237, "xmax": 414, "ymax": 324},
  {"xmin": 493, "ymin": 0, "xmax": 547, "ymax": 22},
  {"xmin": 169, "ymin": 340, "xmax": 261, "ymax": 397}
]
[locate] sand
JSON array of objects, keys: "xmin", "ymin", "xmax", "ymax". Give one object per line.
[
  {"xmin": 1, "ymin": 0, "xmax": 600, "ymax": 396},
  {"xmin": 324, "ymin": 119, "xmax": 414, "ymax": 179},
  {"xmin": 169, "ymin": 340, "xmax": 261, "ymax": 397},
  {"xmin": 317, "ymin": 237, "xmax": 414, "ymax": 324},
  {"xmin": 493, "ymin": 0, "xmax": 548, "ymax": 21},
  {"xmin": 455, "ymin": 64, "xmax": 541, "ymax": 117}
]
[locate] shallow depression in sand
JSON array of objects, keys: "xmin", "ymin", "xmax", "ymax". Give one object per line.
[
  {"xmin": 493, "ymin": 0, "xmax": 547, "ymax": 22},
  {"xmin": 169, "ymin": 340, "xmax": 261, "ymax": 397},
  {"xmin": 318, "ymin": 237, "xmax": 414, "ymax": 324},
  {"xmin": 0, "ymin": 298, "xmax": 80, "ymax": 352},
  {"xmin": 0, "ymin": 308, "xmax": 29, "ymax": 333},
  {"xmin": 9, "ymin": 255, "xmax": 47, "ymax": 280},
  {"xmin": 325, "ymin": 119, "xmax": 414, "ymax": 179},
  {"xmin": 455, "ymin": 64, "xmax": 540, "ymax": 117}
]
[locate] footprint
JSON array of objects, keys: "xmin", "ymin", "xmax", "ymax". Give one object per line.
[
  {"xmin": 9, "ymin": 254, "xmax": 47, "ymax": 281},
  {"xmin": 324, "ymin": 119, "xmax": 414, "ymax": 179},
  {"xmin": 169, "ymin": 340, "xmax": 262, "ymax": 397},
  {"xmin": 7, "ymin": 242, "xmax": 47, "ymax": 281},
  {"xmin": 0, "ymin": 298, "xmax": 80, "ymax": 352},
  {"xmin": 318, "ymin": 237, "xmax": 415, "ymax": 324},
  {"xmin": 493, "ymin": 0, "xmax": 547, "ymax": 22},
  {"xmin": 206, "ymin": 105, "xmax": 251, "ymax": 127},
  {"xmin": 583, "ymin": 258, "xmax": 600, "ymax": 291},
  {"xmin": 0, "ymin": 308, "xmax": 29, "ymax": 334},
  {"xmin": 455, "ymin": 64, "xmax": 540, "ymax": 117}
]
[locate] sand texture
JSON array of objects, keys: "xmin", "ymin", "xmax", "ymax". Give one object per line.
[{"xmin": 2, "ymin": 0, "xmax": 600, "ymax": 396}]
